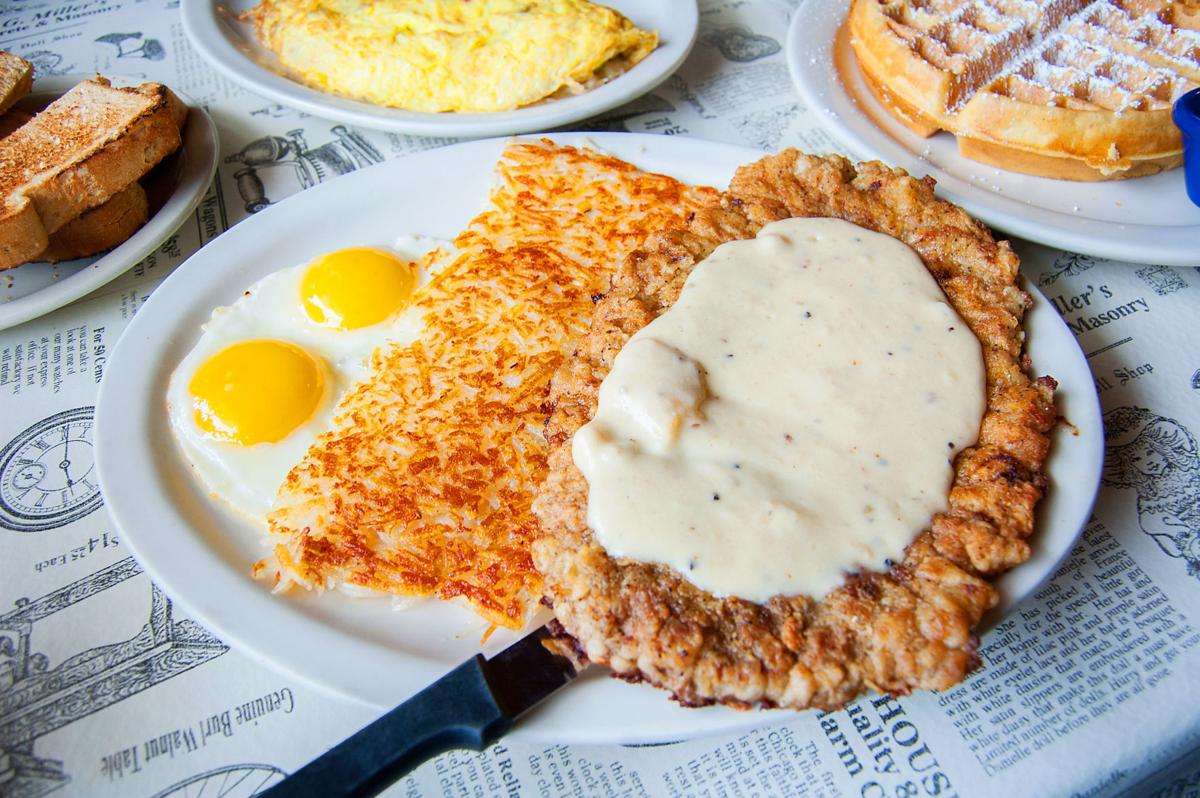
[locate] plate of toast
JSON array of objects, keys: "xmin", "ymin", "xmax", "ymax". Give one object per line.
[
  {"xmin": 0, "ymin": 53, "xmax": 219, "ymax": 330},
  {"xmin": 786, "ymin": 0, "xmax": 1200, "ymax": 266}
]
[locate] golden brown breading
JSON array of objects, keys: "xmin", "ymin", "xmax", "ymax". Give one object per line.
[{"xmin": 532, "ymin": 151, "xmax": 1058, "ymax": 710}]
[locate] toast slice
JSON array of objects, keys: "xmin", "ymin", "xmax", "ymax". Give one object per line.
[
  {"xmin": 1, "ymin": 111, "xmax": 149, "ymax": 264},
  {"xmin": 0, "ymin": 52, "xmax": 32, "ymax": 115},
  {"xmin": 0, "ymin": 77, "xmax": 186, "ymax": 270},
  {"xmin": 2, "ymin": 114, "xmax": 151, "ymax": 263},
  {"xmin": 40, "ymin": 182, "xmax": 149, "ymax": 263}
]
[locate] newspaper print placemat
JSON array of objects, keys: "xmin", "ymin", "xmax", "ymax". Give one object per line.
[{"xmin": 2, "ymin": 1, "xmax": 1198, "ymax": 796}]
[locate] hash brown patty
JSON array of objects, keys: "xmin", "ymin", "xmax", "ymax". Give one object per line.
[
  {"xmin": 260, "ymin": 140, "xmax": 719, "ymax": 630},
  {"xmin": 532, "ymin": 151, "xmax": 1058, "ymax": 710}
]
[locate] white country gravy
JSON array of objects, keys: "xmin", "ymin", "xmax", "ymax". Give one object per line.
[{"xmin": 572, "ymin": 217, "xmax": 985, "ymax": 602}]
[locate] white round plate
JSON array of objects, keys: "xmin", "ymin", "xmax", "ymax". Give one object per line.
[
  {"xmin": 786, "ymin": 0, "xmax": 1200, "ymax": 267},
  {"xmin": 181, "ymin": 0, "xmax": 697, "ymax": 137},
  {"xmin": 0, "ymin": 76, "xmax": 219, "ymax": 331},
  {"xmin": 96, "ymin": 132, "xmax": 1102, "ymax": 745}
]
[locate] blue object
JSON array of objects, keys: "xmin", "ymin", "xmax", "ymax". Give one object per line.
[{"xmin": 1176, "ymin": 88, "xmax": 1200, "ymax": 208}]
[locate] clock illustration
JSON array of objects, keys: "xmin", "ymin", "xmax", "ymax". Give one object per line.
[{"xmin": 0, "ymin": 406, "xmax": 103, "ymax": 532}]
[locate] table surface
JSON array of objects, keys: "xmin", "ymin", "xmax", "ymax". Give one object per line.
[{"xmin": 0, "ymin": 2, "xmax": 1198, "ymax": 797}]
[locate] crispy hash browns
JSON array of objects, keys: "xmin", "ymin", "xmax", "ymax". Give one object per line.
[
  {"xmin": 532, "ymin": 151, "xmax": 1058, "ymax": 709},
  {"xmin": 258, "ymin": 140, "xmax": 719, "ymax": 629}
]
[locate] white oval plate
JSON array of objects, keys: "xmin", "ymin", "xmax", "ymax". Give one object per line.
[
  {"xmin": 181, "ymin": 0, "xmax": 697, "ymax": 137},
  {"xmin": 0, "ymin": 76, "xmax": 219, "ymax": 331},
  {"xmin": 786, "ymin": 0, "xmax": 1200, "ymax": 267},
  {"xmin": 96, "ymin": 132, "xmax": 1102, "ymax": 745}
]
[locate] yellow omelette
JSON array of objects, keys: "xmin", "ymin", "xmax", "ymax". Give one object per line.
[{"xmin": 245, "ymin": 0, "xmax": 658, "ymax": 112}]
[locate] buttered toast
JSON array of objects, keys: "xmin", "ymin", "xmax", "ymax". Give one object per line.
[
  {"xmin": 0, "ymin": 77, "xmax": 186, "ymax": 270},
  {"xmin": 0, "ymin": 108, "xmax": 150, "ymax": 263}
]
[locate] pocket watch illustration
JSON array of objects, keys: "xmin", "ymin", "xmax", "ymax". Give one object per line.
[{"xmin": 0, "ymin": 406, "xmax": 103, "ymax": 532}]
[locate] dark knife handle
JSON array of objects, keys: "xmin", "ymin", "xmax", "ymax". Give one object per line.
[{"xmin": 261, "ymin": 655, "xmax": 511, "ymax": 798}]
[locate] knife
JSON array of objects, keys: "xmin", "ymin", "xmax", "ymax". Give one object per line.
[{"xmin": 259, "ymin": 625, "xmax": 579, "ymax": 798}]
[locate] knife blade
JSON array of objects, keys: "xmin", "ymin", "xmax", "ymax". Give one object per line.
[{"xmin": 261, "ymin": 625, "xmax": 579, "ymax": 798}]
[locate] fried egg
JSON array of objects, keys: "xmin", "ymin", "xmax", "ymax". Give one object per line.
[{"xmin": 167, "ymin": 237, "xmax": 447, "ymax": 519}]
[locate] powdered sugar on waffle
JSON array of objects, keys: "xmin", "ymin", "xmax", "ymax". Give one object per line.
[
  {"xmin": 887, "ymin": 0, "xmax": 1200, "ymax": 113},
  {"xmin": 1015, "ymin": 33, "xmax": 1182, "ymax": 112}
]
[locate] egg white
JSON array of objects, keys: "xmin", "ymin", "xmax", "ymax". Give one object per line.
[{"xmin": 167, "ymin": 236, "xmax": 450, "ymax": 520}]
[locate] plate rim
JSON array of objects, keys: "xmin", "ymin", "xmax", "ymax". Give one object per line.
[
  {"xmin": 785, "ymin": 0, "xmax": 1200, "ymax": 267},
  {"xmin": 95, "ymin": 132, "xmax": 1103, "ymax": 745},
  {"xmin": 0, "ymin": 75, "xmax": 219, "ymax": 331},
  {"xmin": 179, "ymin": 0, "xmax": 699, "ymax": 137}
]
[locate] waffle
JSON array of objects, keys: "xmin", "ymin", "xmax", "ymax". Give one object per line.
[{"xmin": 848, "ymin": 0, "xmax": 1200, "ymax": 179}]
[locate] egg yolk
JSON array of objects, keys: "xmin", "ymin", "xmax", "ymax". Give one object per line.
[
  {"xmin": 300, "ymin": 247, "xmax": 417, "ymax": 330},
  {"xmin": 189, "ymin": 340, "xmax": 326, "ymax": 445}
]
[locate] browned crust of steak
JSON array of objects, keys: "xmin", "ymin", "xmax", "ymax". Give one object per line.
[{"xmin": 531, "ymin": 150, "xmax": 1058, "ymax": 711}]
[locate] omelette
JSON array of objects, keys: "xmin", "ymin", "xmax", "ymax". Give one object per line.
[
  {"xmin": 244, "ymin": 0, "xmax": 659, "ymax": 113},
  {"xmin": 259, "ymin": 140, "xmax": 719, "ymax": 629}
]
